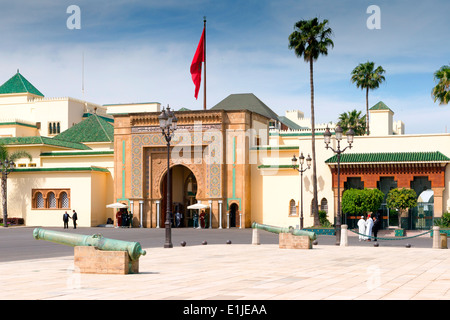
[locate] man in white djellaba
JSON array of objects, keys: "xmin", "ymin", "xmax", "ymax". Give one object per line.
[
  {"xmin": 357, "ymin": 216, "xmax": 366, "ymax": 241},
  {"xmin": 365, "ymin": 214, "xmax": 374, "ymax": 241}
]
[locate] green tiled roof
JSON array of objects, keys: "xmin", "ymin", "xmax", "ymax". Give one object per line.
[
  {"xmin": 54, "ymin": 114, "xmax": 114, "ymax": 143},
  {"xmin": 0, "ymin": 136, "xmax": 91, "ymax": 150},
  {"xmin": 269, "ymin": 131, "xmax": 331, "ymax": 137},
  {"xmin": 40, "ymin": 151, "xmax": 113, "ymax": 157},
  {"xmin": 370, "ymin": 101, "xmax": 393, "ymax": 112},
  {"xmin": 325, "ymin": 151, "xmax": 450, "ymax": 164},
  {"xmin": 211, "ymin": 93, "xmax": 279, "ymax": 121},
  {"xmin": 82, "ymin": 112, "xmax": 114, "ymax": 123},
  {"xmin": 250, "ymin": 145, "xmax": 299, "ymax": 151},
  {"xmin": 257, "ymin": 165, "xmax": 297, "ymax": 169},
  {"xmin": 12, "ymin": 166, "xmax": 109, "ymax": 173},
  {"xmin": 0, "ymin": 71, "xmax": 44, "ymax": 97}
]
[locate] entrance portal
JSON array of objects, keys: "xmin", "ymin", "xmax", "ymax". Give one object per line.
[
  {"xmin": 160, "ymin": 165, "xmax": 197, "ymax": 228},
  {"xmin": 229, "ymin": 203, "xmax": 239, "ymax": 228}
]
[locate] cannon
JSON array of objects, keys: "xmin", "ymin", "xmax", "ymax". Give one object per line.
[
  {"xmin": 251, "ymin": 222, "xmax": 316, "ymax": 241},
  {"xmin": 33, "ymin": 228, "xmax": 146, "ymax": 261}
]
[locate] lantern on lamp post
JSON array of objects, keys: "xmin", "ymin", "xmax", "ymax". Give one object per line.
[
  {"xmin": 324, "ymin": 124, "xmax": 355, "ymax": 245},
  {"xmin": 158, "ymin": 105, "xmax": 178, "ymax": 248},
  {"xmin": 292, "ymin": 152, "xmax": 312, "ymax": 230}
]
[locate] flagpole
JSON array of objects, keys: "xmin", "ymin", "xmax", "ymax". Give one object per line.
[{"xmin": 203, "ymin": 16, "xmax": 206, "ymax": 110}]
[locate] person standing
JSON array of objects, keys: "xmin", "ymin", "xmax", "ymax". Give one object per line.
[
  {"xmin": 372, "ymin": 216, "xmax": 381, "ymax": 241},
  {"xmin": 116, "ymin": 211, "xmax": 122, "ymax": 227},
  {"xmin": 63, "ymin": 211, "xmax": 70, "ymax": 229},
  {"xmin": 72, "ymin": 210, "xmax": 78, "ymax": 229},
  {"xmin": 200, "ymin": 210, "xmax": 205, "ymax": 228},
  {"xmin": 193, "ymin": 211, "xmax": 199, "ymax": 229},
  {"xmin": 357, "ymin": 215, "xmax": 366, "ymax": 241},
  {"xmin": 365, "ymin": 214, "xmax": 374, "ymax": 241},
  {"xmin": 175, "ymin": 211, "xmax": 182, "ymax": 228}
]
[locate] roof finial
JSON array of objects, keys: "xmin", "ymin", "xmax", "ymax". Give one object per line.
[{"xmin": 17, "ymin": 69, "xmax": 19, "ymax": 74}]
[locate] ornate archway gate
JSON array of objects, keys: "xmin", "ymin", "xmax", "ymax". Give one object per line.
[{"xmin": 113, "ymin": 108, "xmax": 266, "ymax": 228}]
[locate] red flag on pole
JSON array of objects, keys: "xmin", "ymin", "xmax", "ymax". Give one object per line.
[{"xmin": 190, "ymin": 27, "xmax": 205, "ymax": 100}]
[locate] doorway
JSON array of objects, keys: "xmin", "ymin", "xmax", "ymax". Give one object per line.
[
  {"xmin": 229, "ymin": 203, "xmax": 239, "ymax": 228},
  {"xmin": 160, "ymin": 165, "xmax": 197, "ymax": 227}
]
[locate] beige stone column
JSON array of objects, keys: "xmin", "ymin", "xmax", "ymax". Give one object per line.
[
  {"xmin": 155, "ymin": 200, "xmax": 161, "ymax": 228},
  {"xmin": 340, "ymin": 224, "xmax": 348, "ymax": 247},
  {"xmin": 432, "ymin": 187, "xmax": 445, "ymax": 218},
  {"xmin": 433, "ymin": 226, "xmax": 442, "ymax": 249}
]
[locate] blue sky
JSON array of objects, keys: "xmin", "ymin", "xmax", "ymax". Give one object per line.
[{"xmin": 0, "ymin": 0, "xmax": 448, "ymax": 134}]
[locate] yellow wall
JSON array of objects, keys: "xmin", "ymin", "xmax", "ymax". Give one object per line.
[
  {"xmin": 5, "ymin": 169, "xmax": 113, "ymax": 227},
  {"xmin": 256, "ymin": 132, "xmax": 450, "ymax": 228}
]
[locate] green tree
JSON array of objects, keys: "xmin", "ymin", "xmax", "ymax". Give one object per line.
[
  {"xmin": 363, "ymin": 188, "xmax": 385, "ymax": 214},
  {"xmin": 432, "ymin": 65, "xmax": 450, "ymax": 105},
  {"xmin": 288, "ymin": 17, "xmax": 334, "ymax": 226},
  {"xmin": 350, "ymin": 61, "xmax": 386, "ymax": 135},
  {"xmin": 0, "ymin": 145, "xmax": 32, "ymax": 227},
  {"xmin": 386, "ymin": 188, "xmax": 417, "ymax": 228},
  {"xmin": 338, "ymin": 109, "xmax": 366, "ymax": 136},
  {"xmin": 342, "ymin": 188, "xmax": 384, "ymax": 217},
  {"xmin": 342, "ymin": 189, "xmax": 365, "ymax": 216}
]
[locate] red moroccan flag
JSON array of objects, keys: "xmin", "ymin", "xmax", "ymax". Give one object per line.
[{"xmin": 190, "ymin": 27, "xmax": 205, "ymax": 99}]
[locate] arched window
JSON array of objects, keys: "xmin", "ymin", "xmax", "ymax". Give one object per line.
[
  {"xmin": 35, "ymin": 192, "xmax": 44, "ymax": 208},
  {"xmin": 320, "ymin": 198, "xmax": 328, "ymax": 214},
  {"xmin": 32, "ymin": 189, "xmax": 71, "ymax": 209},
  {"xmin": 48, "ymin": 192, "xmax": 56, "ymax": 208},
  {"xmin": 60, "ymin": 192, "xmax": 69, "ymax": 208},
  {"xmin": 289, "ymin": 199, "xmax": 297, "ymax": 216}
]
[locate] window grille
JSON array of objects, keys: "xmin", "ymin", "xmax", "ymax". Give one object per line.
[
  {"xmin": 48, "ymin": 192, "xmax": 56, "ymax": 208},
  {"xmin": 60, "ymin": 192, "xmax": 69, "ymax": 208},
  {"xmin": 36, "ymin": 192, "xmax": 44, "ymax": 208},
  {"xmin": 289, "ymin": 199, "xmax": 296, "ymax": 216}
]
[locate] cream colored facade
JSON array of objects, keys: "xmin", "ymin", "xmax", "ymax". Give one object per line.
[
  {"xmin": 0, "ymin": 72, "xmax": 117, "ymax": 227},
  {"xmin": 0, "ymin": 94, "xmax": 106, "ymax": 138},
  {"xmin": 253, "ymin": 106, "xmax": 450, "ymax": 229},
  {"xmin": 253, "ymin": 131, "xmax": 450, "ymax": 228}
]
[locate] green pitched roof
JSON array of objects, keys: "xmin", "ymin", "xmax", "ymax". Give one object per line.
[
  {"xmin": 211, "ymin": 93, "xmax": 279, "ymax": 121},
  {"xmin": 370, "ymin": 101, "xmax": 393, "ymax": 112},
  {"xmin": 54, "ymin": 114, "xmax": 114, "ymax": 143},
  {"xmin": 0, "ymin": 136, "xmax": 91, "ymax": 150},
  {"xmin": 325, "ymin": 151, "xmax": 450, "ymax": 164},
  {"xmin": 0, "ymin": 71, "xmax": 44, "ymax": 97},
  {"xmin": 278, "ymin": 116, "xmax": 306, "ymax": 130}
]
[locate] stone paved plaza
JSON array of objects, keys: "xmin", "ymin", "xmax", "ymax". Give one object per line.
[{"xmin": 1, "ymin": 236, "xmax": 449, "ymax": 302}]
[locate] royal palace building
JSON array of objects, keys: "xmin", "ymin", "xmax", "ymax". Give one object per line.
[{"xmin": 1, "ymin": 72, "xmax": 449, "ymax": 230}]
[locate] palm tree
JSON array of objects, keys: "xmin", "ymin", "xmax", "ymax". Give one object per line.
[
  {"xmin": 0, "ymin": 145, "xmax": 32, "ymax": 227},
  {"xmin": 338, "ymin": 109, "xmax": 366, "ymax": 136},
  {"xmin": 432, "ymin": 65, "xmax": 450, "ymax": 105},
  {"xmin": 288, "ymin": 17, "xmax": 334, "ymax": 227},
  {"xmin": 351, "ymin": 61, "xmax": 385, "ymax": 135}
]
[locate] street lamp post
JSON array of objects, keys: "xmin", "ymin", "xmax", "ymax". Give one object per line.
[
  {"xmin": 0, "ymin": 159, "xmax": 15, "ymax": 228},
  {"xmin": 324, "ymin": 124, "xmax": 355, "ymax": 245},
  {"xmin": 158, "ymin": 105, "xmax": 178, "ymax": 248},
  {"xmin": 291, "ymin": 153, "xmax": 312, "ymax": 229}
]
